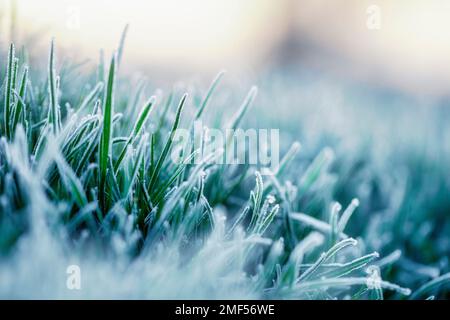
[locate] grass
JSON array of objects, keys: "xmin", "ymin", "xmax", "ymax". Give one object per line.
[
  {"xmin": 98, "ymin": 53, "xmax": 116, "ymax": 213},
  {"xmin": 0, "ymin": 29, "xmax": 449, "ymax": 299}
]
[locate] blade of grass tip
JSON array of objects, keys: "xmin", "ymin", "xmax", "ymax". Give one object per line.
[
  {"xmin": 211, "ymin": 86, "xmax": 256, "ymax": 184},
  {"xmin": 114, "ymin": 96, "xmax": 156, "ymax": 173},
  {"xmin": 298, "ymin": 238, "xmax": 357, "ymax": 282},
  {"xmin": 57, "ymin": 77, "xmax": 63, "ymax": 130},
  {"xmin": 324, "ymin": 238, "xmax": 358, "ymax": 261},
  {"xmin": 282, "ymin": 232, "xmax": 323, "ymax": 286},
  {"xmin": 194, "ymin": 69, "xmax": 226, "ymax": 120},
  {"xmin": 299, "ymin": 147, "xmax": 334, "ymax": 192},
  {"xmin": 77, "ymin": 82, "xmax": 104, "ymax": 114},
  {"xmin": 410, "ymin": 272, "xmax": 450, "ymax": 299},
  {"xmin": 7, "ymin": 57, "xmax": 19, "ymax": 138},
  {"xmin": 148, "ymin": 93, "xmax": 187, "ymax": 192},
  {"xmin": 248, "ymin": 171, "xmax": 264, "ymax": 231},
  {"xmin": 213, "ymin": 85, "xmax": 258, "ymax": 183},
  {"xmin": 156, "ymin": 91, "xmax": 173, "ymax": 134},
  {"xmin": 126, "ymin": 78, "xmax": 147, "ymax": 122},
  {"xmin": 228, "ymin": 205, "xmax": 250, "ymax": 236},
  {"xmin": 10, "ymin": 57, "xmax": 19, "ymax": 105},
  {"xmin": 290, "ymin": 212, "xmax": 348, "ymax": 239},
  {"xmin": 375, "ymin": 249, "xmax": 402, "ymax": 268},
  {"xmin": 273, "ymin": 141, "xmax": 301, "ymax": 177},
  {"xmin": 338, "ymin": 198, "xmax": 360, "ymax": 233},
  {"xmin": 18, "ymin": 45, "xmax": 29, "ymax": 66},
  {"xmin": 92, "ymin": 99, "xmax": 101, "ymax": 115},
  {"xmin": 318, "ymin": 252, "xmax": 380, "ymax": 278},
  {"xmin": 32, "ymin": 124, "xmax": 50, "ymax": 159},
  {"xmin": 99, "ymin": 53, "xmax": 117, "ymax": 212},
  {"xmin": 196, "ymin": 171, "xmax": 206, "ymax": 203},
  {"xmin": 97, "ymin": 49, "xmax": 105, "ymax": 83},
  {"xmin": 181, "ymin": 70, "xmax": 226, "ymax": 179},
  {"xmin": 12, "ymin": 66, "xmax": 28, "ymax": 135},
  {"xmin": 268, "ymin": 173, "xmax": 297, "ymax": 248},
  {"xmin": 4, "ymin": 43, "xmax": 15, "ymax": 139},
  {"xmin": 200, "ymin": 193, "xmax": 215, "ymax": 228},
  {"xmin": 226, "ymin": 86, "xmax": 257, "ymax": 136},
  {"xmin": 329, "ymin": 202, "xmax": 341, "ymax": 249},
  {"xmin": 48, "ymin": 39, "xmax": 59, "ymax": 135},
  {"xmin": 117, "ymin": 23, "xmax": 129, "ymax": 67},
  {"xmin": 258, "ymin": 204, "xmax": 279, "ymax": 235}
]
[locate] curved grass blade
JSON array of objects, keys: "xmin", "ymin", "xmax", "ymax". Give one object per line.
[
  {"xmin": 410, "ymin": 273, "xmax": 450, "ymax": 300},
  {"xmin": 298, "ymin": 238, "xmax": 357, "ymax": 282},
  {"xmin": 317, "ymin": 252, "xmax": 380, "ymax": 278},
  {"xmin": 293, "ymin": 277, "xmax": 411, "ymax": 296}
]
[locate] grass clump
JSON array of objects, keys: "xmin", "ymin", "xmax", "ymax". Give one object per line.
[{"xmin": 0, "ymin": 30, "xmax": 448, "ymax": 299}]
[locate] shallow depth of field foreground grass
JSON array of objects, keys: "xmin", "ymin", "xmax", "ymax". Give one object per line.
[{"xmin": 0, "ymin": 32, "xmax": 449, "ymax": 299}]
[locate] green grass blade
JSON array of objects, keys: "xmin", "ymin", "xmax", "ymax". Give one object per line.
[
  {"xmin": 3, "ymin": 43, "xmax": 15, "ymax": 139},
  {"xmin": 317, "ymin": 252, "xmax": 380, "ymax": 278},
  {"xmin": 194, "ymin": 70, "xmax": 225, "ymax": 120},
  {"xmin": 293, "ymin": 277, "xmax": 410, "ymax": 296},
  {"xmin": 122, "ymin": 133, "xmax": 148, "ymax": 200},
  {"xmin": 11, "ymin": 66, "xmax": 28, "ymax": 136},
  {"xmin": 147, "ymin": 93, "xmax": 187, "ymax": 192},
  {"xmin": 77, "ymin": 82, "xmax": 104, "ymax": 114},
  {"xmin": 55, "ymin": 154, "xmax": 88, "ymax": 207},
  {"xmin": 410, "ymin": 273, "xmax": 450, "ymax": 299},
  {"xmin": 298, "ymin": 238, "xmax": 357, "ymax": 282},
  {"xmin": 99, "ymin": 53, "xmax": 117, "ymax": 212},
  {"xmin": 114, "ymin": 96, "xmax": 155, "ymax": 173},
  {"xmin": 227, "ymin": 86, "xmax": 257, "ymax": 131},
  {"xmin": 47, "ymin": 39, "xmax": 60, "ymax": 135},
  {"xmin": 117, "ymin": 24, "xmax": 129, "ymax": 67},
  {"xmin": 338, "ymin": 198, "xmax": 360, "ymax": 233}
]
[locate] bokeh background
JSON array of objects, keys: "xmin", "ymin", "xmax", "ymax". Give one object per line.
[{"xmin": 2, "ymin": 0, "xmax": 450, "ymax": 96}]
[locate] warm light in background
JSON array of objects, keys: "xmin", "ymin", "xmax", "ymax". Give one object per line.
[
  {"xmin": 293, "ymin": 0, "xmax": 450, "ymax": 95},
  {"xmin": 0, "ymin": 0, "xmax": 288, "ymax": 76},
  {"xmin": 1, "ymin": 0, "xmax": 450, "ymax": 95}
]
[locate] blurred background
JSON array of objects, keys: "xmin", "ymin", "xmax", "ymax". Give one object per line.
[{"xmin": 2, "ymin": 0, "xmax": 450, "ymax": 96}]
